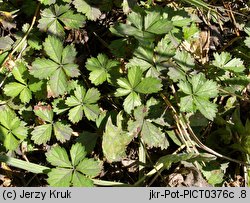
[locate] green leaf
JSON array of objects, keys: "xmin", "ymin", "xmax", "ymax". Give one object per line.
[
  {"xmin": 31, "ymin": 124, "xmax": 53, "ymax": 145},
  {"xmin": 46, "ymin": 145, "xmax": 72, "ymax": 168},
  {"xmin": 212, "ymin": 52, "xmax": 245, "ymax": 73},
  {"xmin": 49, "ymin": 68, "xmax": 68, "ymax": 96},
  {"xmin": 47, "ymin": 168, "xmax": 72, "ymax": 187},
  {"xmin": 123, "ymin": 91, "xmax": 141, "ymax": 114},
  {"xmin": 127, "ymin": 11, "xmax": 143, "ymax": 30},
  {"xmin": 38, "ymin": 5, "xmax": 66, "ymax": 37},
  {"xmin": 12, "ymin": 62, "xmax": 27, "ymax": 84},
  {"xmin": 135, "ymin": 77, "xmax": 162, "ymax": 94},
  {"xmin": 68, "ymin": 105, "xmax": 83, "ymax": 123},
  {"xmin": 73, "ymin": 0, "xmax": 101, "ymax": 21},
  {"xmin": 30, "ymin": 58, "xmax": 58, "ymax": 79},
  {"xmin": 157, "ymin": 153, "xmax": 197, "ymax": 170},
  {"xmin": 82, "ymin": 104, "xmax": 100, "ymax": 121},
  {"xmin": 34, "ymin": 106, "xmax": 53, "ymax": 123},
  {"xmin": 76, "ymin": 158, "xmax": 102, "ymax": 177},
  {"xmin": 83, "ymin": 88, "xmax": 100, "ymax": 104},
  {"xmin": 43, "ymin": 35, "xmax": 63, "ymax": 64},
  {"xmin": 61, "ymin": 45, "xmax": 77, "ymax": 64},
  {"xmin": 4, "ymin": 82, "xmax": 25, "ymax": 98},
  {"xmin": 178, "ymin": 73, "xmax": 218, "ymax": 120},
  {"xmin": 70, "ymin": 143, "xmax": 87, "ymax": 166},
  {"xmin": 39, "ymin": 0, "xmax": 56, "ymax": 5},
  {"xmin": 19, "ymin": 87, "xmax": 32, "ymax": 103},
  {"xmin": 0, "ymin": 108, "xmax": 28, "ymax": 150},
  {"xmin": 76, "ymin": 131, "xmax": 99, "ymax": 154},
  {"xmin": 194, "ymin": 97, "xmax": 218, "ymax": 121},
  {"xmin": 72, "ymin": 171, "xmax": 94, "ymax": 186},
  {"xmin": 127, "ymin": 67, "xmax": 143, "ymax": 87},
  {"xmin": 174, "ymin": 50, "xmax": 195, "ymax": 71},
  {"xmin": 128, "ymin": 105, "xmax": 169, "ymax": 149},
  {"xmin": 141, "ymin": 121, "xmax": 169, "ymax": 149},
  {"xmin": 53, "ymin": 122, "xmax": 72, "ymax": 143},
  {"xmin": 59, "ymin": 10, "xmax": 85, "ymax": 29},
  {"xmin": 66, "ymin": 86, "xmax": 100, "ymax": 123},
  {"xmin": 102, "ymin": 113, "xmax": 133, "ymax": 162},
  {"xmin": 86, "ymin": 54, "xmax": 120, "ymax": 85}
]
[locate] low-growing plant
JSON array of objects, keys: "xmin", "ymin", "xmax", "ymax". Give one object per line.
[{"xmin": 0, "ymin": 0, "xmax": 250, "ymax": 187}]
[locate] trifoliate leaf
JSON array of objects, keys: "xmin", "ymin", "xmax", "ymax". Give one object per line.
[
  {"xmin": 70, "ymin": 143, "xmax": 87, "ymax": 166},
  {"xmin": 86, "ymin": 54, "xmax": 120, "ymax": 85},
  {"xmin": 47, "ymin": 168, "xmax": 72, "ymax": 187},
  {"xmin": 213, "ymin": 52, "xmax": 245, "ymax": 73},
  {"xmin": 76, "ymin": 158, "xmax": 102, "ymax": 177},
  {"xmin": 73, "ymin": 0, "xmax": 101, "ymax": 21},
  {"xmin": 102, "ymin": 113, "xmax": 133, "ymax": 162},
  {"xmin": 46, "ymin": 145, "xmax": 72, "ymax": 168},
  {"xmin": 115, "ymin": 66, "xmax": 161, "ymax": 113}
]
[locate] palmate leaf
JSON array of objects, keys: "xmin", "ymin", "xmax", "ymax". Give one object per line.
[
  {"xmin": 32, "ymin": 105, "xmax": 72, "ymax": 144},
  {"xmin": 3, "ymin": 62, "xmax": 33, "ymax": 103},
  {"xmin": 128, "ymin": 105, "xmax": 169, "ymax": 149},
  {"xmin": 30, "ymin": 36, "xmax": 80, "ymax": 96},
  {"xmin": 102, "ymin": 113, "xmax": 133, "ymax": 162},
  {"xmin": 46, "ymin": 143, "xmax": 101, "ymax": 187},
  {"xmin": 86, "ymin": 54, "xmax": 120, "ymax": 85},
  {"xmin": 212, "ymin": 52, "xmax": 245, "ymax": 73},
  {"xmin": 115, "ymin": 66, "xmax": 162, "ymax": 113},
  {"xmin": 178, "ymin": 73, "xmax": 218, "ymax": 120},
  {"xmin": 65, "ymin": 86, "xmax": 100, "ymax": 123},
  {"xmin": 0, "ymin": 108, "xmax": 28, "ymax": 150},
  {"xmin": 38, "ymin": 4, "xmax": 85, "ymax": 38}
]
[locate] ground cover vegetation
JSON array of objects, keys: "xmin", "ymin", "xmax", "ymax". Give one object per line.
[{"xmin": 0, "ymin": 0, "xmax": 250, "ymax": 187}]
